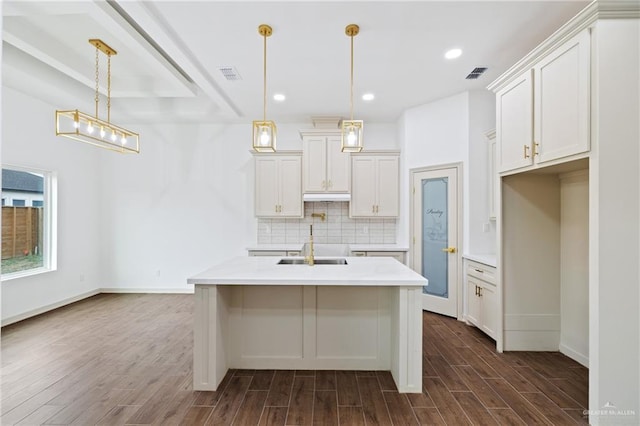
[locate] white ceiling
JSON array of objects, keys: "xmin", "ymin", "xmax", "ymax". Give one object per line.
[{"xmin": 2, "ymin": 0, "xmax": 590, "ymax": 125}]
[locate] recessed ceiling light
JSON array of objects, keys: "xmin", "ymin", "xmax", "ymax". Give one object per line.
[
  {"xmin": 445, "ymin": 48, "xmax": 462, "ymax": 59},
  {"xmin": 273, "ymin": 93, "xmax": 286, "ymax": 101},
  {"xmin": 362, "ymin": 93, "xmax": 375, "ymax": 101}
]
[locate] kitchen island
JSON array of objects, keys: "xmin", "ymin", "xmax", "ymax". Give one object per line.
[{"xmin": 187, "ymin": 255, "xmax": 427, "ymax": 393}]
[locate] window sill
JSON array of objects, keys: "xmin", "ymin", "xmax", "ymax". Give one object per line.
[{"xmin": 1, "ymin": 266, "xmax": 56, "ymax": 282}]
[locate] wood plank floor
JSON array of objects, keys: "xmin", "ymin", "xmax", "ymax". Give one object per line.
[{"xmin": 1, "ymin": 294, "xmax": 589, "ymax": 425}]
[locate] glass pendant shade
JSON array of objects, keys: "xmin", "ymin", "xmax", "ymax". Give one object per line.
[
  {"xmin": 341, "ymin": 120, "xmax": 363, "ymax": 153},
  {"xmin": 56, "ymin": 109, "xmax": 140, "ymax": 153},
  {"xmin": 252, "ymin": 120, "xmax": 277, "ymax": 152}
]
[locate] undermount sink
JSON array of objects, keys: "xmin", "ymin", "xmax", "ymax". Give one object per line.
[{"xmin": 278, "ymin": 258, "xmax": 348, "ymax": 265}]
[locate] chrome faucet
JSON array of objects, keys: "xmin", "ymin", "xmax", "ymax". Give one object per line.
[{"xmin": 305, "ymin": 224, "xmax": 315, "ymax": 266}]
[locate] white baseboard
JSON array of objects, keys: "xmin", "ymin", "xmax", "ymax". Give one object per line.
[
  {"xmin": 2, "ymin": 289, "xmax": 101, "ymax": 327},
  {"xmin": 2, "ymin": 287, "xmax": 195, "ymax": 327},
  {"xmin": 99, "ymin": 287, "xmax": 194, "ymax": 294},
  {"xmin": 559, "ymin": 343, "xmax": 589, "ymax": 367}
]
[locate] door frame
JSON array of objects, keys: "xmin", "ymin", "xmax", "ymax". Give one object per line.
[{"xmin": 409, "ymin": 162, "xmax": 464, "ymax": 320}]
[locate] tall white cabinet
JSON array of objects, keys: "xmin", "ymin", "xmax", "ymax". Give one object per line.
[{"xmin": 488, "ymin": 2, "xmax": 640, "ymax": 421}]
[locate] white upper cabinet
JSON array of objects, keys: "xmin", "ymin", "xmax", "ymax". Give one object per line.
[
  {"xmin": 350, "ymin": 153, "xmax": 399, "ymax": 218},
  {"xmin": 301, "ymin": 131, "xmax": 350, "ymax": 193},
  {"xmin": 254, "ymin": 153, "xmax": 303, "ymax": 218},
  {"xmin": 534, "ymin": 29, "xmax": 590, "ymax": 164},
  {"xmin": 495, "ymin": 29, "xmax": 590, "ymax": 174},
  {"xmin": 496, "ymin": 71, "xmax": 534, "ymax": 173}
]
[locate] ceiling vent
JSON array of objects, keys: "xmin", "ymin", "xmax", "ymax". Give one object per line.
[
  {"xmin": 219, "ymin": 66, "xmax": 242, "ymax": 81},
  {"xmin": 465, "ymin": 67, "xmax": 488, "ymax": 80}
]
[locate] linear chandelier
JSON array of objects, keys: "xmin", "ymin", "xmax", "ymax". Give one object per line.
[
  {"xmin": 252, "ymin": 24, "xmax": 277, "ymax": 152},
  {"xmin": 55, "ymin": 39, "xmax": 139, "ymax": 154},
  {"xmin": 341, "ymin": 24, "xmax": 363, "ymax": 153}
]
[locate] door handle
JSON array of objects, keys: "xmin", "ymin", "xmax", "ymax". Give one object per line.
[{"xmin": 441, "ymin": 247, "xmax": 456, "ymax": 253}]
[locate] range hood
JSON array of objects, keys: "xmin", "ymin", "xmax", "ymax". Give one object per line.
[{"xmin": 303, "ymin": 193, "xmax": 351, "ymax": 202}]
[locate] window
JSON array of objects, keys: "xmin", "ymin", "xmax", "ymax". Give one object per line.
[{"xmin": 1, "ymin": 166, "xmax": 57, "ymax": 278}]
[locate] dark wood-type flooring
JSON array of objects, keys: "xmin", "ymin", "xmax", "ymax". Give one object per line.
[{"xmin": 1, "ymin": 294, "xmax": 589, "ymax": 425}]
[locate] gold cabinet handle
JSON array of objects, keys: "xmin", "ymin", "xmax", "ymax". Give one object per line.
[
  {"xmin": 475, "ymin": 286, "xmax": 479, "ymax": 296},
  {"xmin": 533, "ymin": 142, "xmax": 540, "ymax": 156},
  {"xmin": 474, "ymin": 268, "xmax": 483, "ymax": 273},
  {"xmin": 441, "ymin": 247, "xmax": 456, "ymax": 253},
  {"xmin": 321, "ymin": 180, "xmax": 326, "ymax": 189},
  {"xmin": 524, "ymin": 145, "xmax": 530, "ymax": 159},
  {"xmin": 479, "ymin": 287, "xmax": 483, "ymax": 297},
  {"xmin": 328, "ymin": 180, "xmax": 332, "ymax": 188},
  {"xmin": 372, "ymin": 205, "xmax": 375, "ymax": 213}
]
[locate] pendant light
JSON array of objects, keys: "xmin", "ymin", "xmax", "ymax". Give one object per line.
[
  {"xmin": 341, "ymin": 24, "xmax": 363, "ymax": 153},
  {"xmin": 55, "ymin": 39, "xmax": 139, "ymax": 154},
  {"xmin": 252, "ymin": 24, "xmax": 277, "ymax": 152}
]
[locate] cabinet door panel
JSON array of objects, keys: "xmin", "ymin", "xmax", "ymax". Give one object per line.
[
  {"xmin": 279, "ymin": 157, "xmax": 303, "ymax": 217},
  {"xmin": 302, "ymin": 137, "xmax": 327, "ymax": 192},
  {"xmin": 466, "ymin": 277, "xmax": 481, "ymax": 327},
  {"xmin": 255, "ymin": 157, "xmax": 279, "ymax": 217},
  {"xmin": 326, "ymin": 136, "xmax": 350, "ymax": 192},
  {"xmin": 376, "ymin": 157, "xmax": 399, "ymax": 217},
  {"xmin": 480, "ymin": 283, "xmax": 497, "ymax": 340},
  {"xmin": 535, "ymin": 30, "xmax": 590, "ymax": 164},
  {"xmin": 350, "ymin": 157, "xmax": 376, "ymax": 217},
  {"xmin": 497, "ymin": 71, "xmax": 534, "ymax": 173}
]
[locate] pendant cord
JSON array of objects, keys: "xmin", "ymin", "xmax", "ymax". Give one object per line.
[
  {"xmin": 263, "ymin": 33, "xmax": 267, "ymax": 123},
  {"xmin": 350, "ymin": 33, "xmax": 354, "ymax": 121}
]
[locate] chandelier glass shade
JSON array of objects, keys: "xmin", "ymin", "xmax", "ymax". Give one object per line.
[
  {"xmin": 252, "ymin": 24, "xmax": 277, "ymax": 152},
  {"xmin": 341, "ymin": 24, "xmax": 363, "ymax": 153},
  {"xmin": 55, "ymin": 39, "xmax": 139, "ymax": 154}
]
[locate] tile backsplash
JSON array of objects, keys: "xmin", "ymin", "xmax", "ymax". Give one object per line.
[{"xmin": 257, "ymin": 202, "xmax": 396, "ymax": 244}]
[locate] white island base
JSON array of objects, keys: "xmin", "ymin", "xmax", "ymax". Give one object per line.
[{"xmin": 189, "ymin": 256, "xmax": 425, "ymax": 393}]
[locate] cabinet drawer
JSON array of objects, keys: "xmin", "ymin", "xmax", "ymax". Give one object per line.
[{"xmin": 466, "ymin": 260, "xmax": 496, "ymax": 285}]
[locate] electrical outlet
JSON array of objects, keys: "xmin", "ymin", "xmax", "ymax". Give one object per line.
[
  {"xmin": 483, "ymin": 223, "xmax": 490, "ymax": 233},
  {"xmin": 362, "ymin": 226, "xmax": 369, "ymax": 235},
  {"xmin": 79, "ymin": 274, "xmax": 85, "ymax": 282},
  {"xmin": 156, "ymin": 270, "xmax": 161, "ymax": 277}
]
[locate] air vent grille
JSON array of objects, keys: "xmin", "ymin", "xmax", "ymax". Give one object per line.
[
  {"xmin": 465, "ymin": 67, "xmax": 488, "ymax": 80},
  {"xmin": 219, "ymin": 66, "xmax": 242, "ymax": 81}
]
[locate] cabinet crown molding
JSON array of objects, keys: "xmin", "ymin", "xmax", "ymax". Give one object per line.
[
  {"xmin": 487, "ymin": 0, "xmax": 640, "ymax": 93},
  {"xmin": 350, "ymin": 150, "xmax": 400, "ymax": 156},
  {"xmin": 299, "ymin": 129, "xmax": 343, "ymax": 138},
  {"xmin": 251, "ymin": 150, "xmax": 302, "ymax": 156}
]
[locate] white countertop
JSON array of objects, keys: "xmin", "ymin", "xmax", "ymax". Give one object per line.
[
  {"xmin": 188, "ymin": 256, "xmax": 427, "ymax": 287},
  {"xmin": 247, "ymin": 244, "xmax": 409, "ymax": 252},
  {"xmin": 463, "ymin": 253, "xmax": 497, "ymax": 267}
]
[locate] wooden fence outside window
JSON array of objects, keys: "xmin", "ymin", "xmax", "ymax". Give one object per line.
[{"xmin": 1, "ymin": 206, "xmax": 43, "ymax": 259}]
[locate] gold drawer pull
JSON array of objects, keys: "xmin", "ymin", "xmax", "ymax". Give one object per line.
[{"xmin": 441, "ymin": 247, "xmax": 456, "ymax": 253}]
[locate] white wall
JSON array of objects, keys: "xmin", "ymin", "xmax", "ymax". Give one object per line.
[
  {"xmin": 398, "ymin": 90, "xmax": 496, "ymax": 255},
  {"xmin": 1, "ymin": 87, "xmax": 103, "ymax": 323},
  {"xmin": 99, "ymin": 120, "xmax": 398, "ymax": 292},
  {"xmin": 559, "ymin": 170, "xmax": 589, "ymax": 366}
]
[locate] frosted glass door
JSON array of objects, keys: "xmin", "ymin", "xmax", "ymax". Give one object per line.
[
  {"xmin": 412, "ymin": 167, "xmax": 458, "ymax": 317},
  {"xmin": 422, "ymin": 177, "xmax": 449, "ymax": 297}
]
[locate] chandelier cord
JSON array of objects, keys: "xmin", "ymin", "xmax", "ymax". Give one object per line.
[
  {"xmin": 94, "ymin": 46, "xmax": 99, "ymax": 119},
  {"xmin": 107, "ymin": 54, "xmax": 112, "ymax": 124}
]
